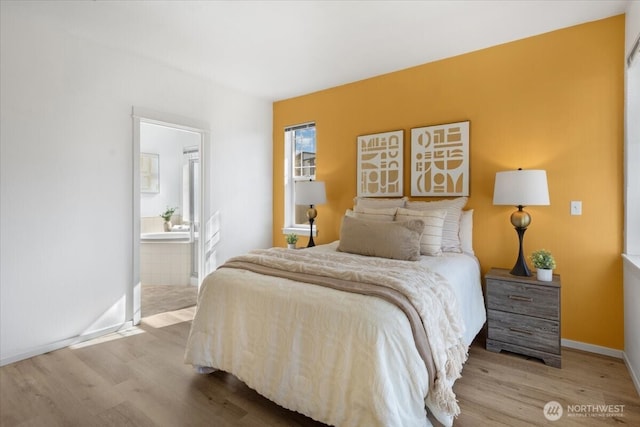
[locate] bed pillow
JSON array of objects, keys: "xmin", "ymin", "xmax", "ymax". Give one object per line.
[
  {"xmin": 351, "ymin": 206, "xmax": 397, "ymax": 221},
  {"xmin": 395, "ymin": 208, "xmax": 446, "ymax": 256},
  {"xmin": 460, "ymin": 209, "xmax": 474, "ymax": 255},
  {"xmin": 405, "ymin": 197, "xmax": 468, "ymax": 253},
  {"xmin": 338, "ymin": 215, "xmax": 423, "ymax": 261},
  {"xmin": 353, "ymin": 196, "xmax": 407, "ymax": 209},
  {"xmin": 345, "ymin": 209, "xmax": 395, "ymax": 222}
]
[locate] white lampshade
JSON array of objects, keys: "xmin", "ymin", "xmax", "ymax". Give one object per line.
[
  {"xmin": 493, "ymin": 170, "xmax": 550, "ymax": 206},
  {"xmin": 295, "ymin": 180, "xmax": 326, "ymax": 206}
]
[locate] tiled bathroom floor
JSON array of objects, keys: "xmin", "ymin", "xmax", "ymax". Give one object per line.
[{"xmin": 141, "ymin": 283, "xmax": 198, "ymax": 317}]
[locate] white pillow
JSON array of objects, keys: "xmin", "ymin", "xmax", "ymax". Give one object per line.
[
  {"xmin": 353, "ymin": 196, "xmax": 407, "ymax": 209},
  {"xmin": 351, "ymin": 206, "xmax": 397, "ymax": 221},
  {"xmin": 405, "ymin": 197, "xmax": 468, "ymax": 253},
  {"xmin": 460, "ymin": 209, "xmax": 474, "ymax": 255},
  {"xmin": 395, "ymin": 208, "xmax": 446, "ymax": 256}
]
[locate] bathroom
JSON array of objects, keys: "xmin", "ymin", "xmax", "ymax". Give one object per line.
[{"xmin": 139, "ymin": 121, "xmax": 201, "ymax": 310}]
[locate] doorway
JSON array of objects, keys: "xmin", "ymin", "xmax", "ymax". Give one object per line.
[{"xmin": 131, "ymin": 108, "xmax": 209, "ymax": 324}]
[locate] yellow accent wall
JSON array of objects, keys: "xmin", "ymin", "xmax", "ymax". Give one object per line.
[{"xmin": 273, "ymin": 16, "xmax": 625, "ymax": 350}]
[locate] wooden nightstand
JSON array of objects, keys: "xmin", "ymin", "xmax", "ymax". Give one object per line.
[{"xmin": 485, "ymin": 268, "xmax": 561, "ymax": 368}]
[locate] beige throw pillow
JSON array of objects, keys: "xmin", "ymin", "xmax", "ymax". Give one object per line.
[
  {"xmin": 395, "ymin": 208, "xmax": 446, "ymax": 256},
  {"xmin": 338, "ymin": 215, "xmax": 423, "ymax": 261}
]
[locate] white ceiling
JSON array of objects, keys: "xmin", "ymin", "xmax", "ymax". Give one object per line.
[{"xmin": 17, "ymin": 0, "xmax": 629, "ymax": 101}]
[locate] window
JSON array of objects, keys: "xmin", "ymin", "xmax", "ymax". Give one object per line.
[{"xmin": 283, "ymin": 122, "xmax": 317, "ymax": 234}]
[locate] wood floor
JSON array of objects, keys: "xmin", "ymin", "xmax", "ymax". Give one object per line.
[{"xmin": 1, "ymin": 308, "xmax": 638, "ymax": 426}]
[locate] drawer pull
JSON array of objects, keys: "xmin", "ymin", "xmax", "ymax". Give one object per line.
[
  {"xmin": 508, "ymin": 295, "xmax": 533, "ymax": 302},
  {"xmin": 509, "ymin": 327, "xmax": 533, "ymax": 335}
]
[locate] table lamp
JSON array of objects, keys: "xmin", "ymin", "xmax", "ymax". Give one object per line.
[
  {"xmin": 295, "ymin": 180, "xmax": 326, "ymax": 247},
  {"xmin": 493, "ymin": 169, "xmax": 550, "ymax": 276}
]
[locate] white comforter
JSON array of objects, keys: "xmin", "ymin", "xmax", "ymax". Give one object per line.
[{"xmin": 184, "ymin": 242, "xmax": 486, "ymax": 427}]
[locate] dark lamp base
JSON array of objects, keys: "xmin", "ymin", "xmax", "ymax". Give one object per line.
[
  {"xmin": 510, "ymin": 259, "xmax": 532, "ymax": 277},
  {"xmin": 510, "ymin": 226, "xmax": 532, "ymax": 277},
  {"xmin": 307, "ymin": 217, "xmax": 315, "ymax": 248}
]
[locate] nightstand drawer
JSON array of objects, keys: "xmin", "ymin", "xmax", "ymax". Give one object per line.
[
  {"xmin": 488, "ymin": 310, "xmax": 560, "ymax": 354},
  {"xmin": 487, "ymin": 279, "xmax": 559, "ymax": 320}
]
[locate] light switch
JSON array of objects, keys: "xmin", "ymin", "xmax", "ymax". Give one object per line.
[{"xmin": 570, "ymin": 201, "xmax": 582, "ymax": 216}]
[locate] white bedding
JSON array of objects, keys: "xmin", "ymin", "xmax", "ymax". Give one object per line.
[
  {"xmin": 184, "ymin": 242, "xmax": 486, "ymax": 427},
  {"xmin": 312, "ymin": 241, "xmax": 486, "ymax": 347}
]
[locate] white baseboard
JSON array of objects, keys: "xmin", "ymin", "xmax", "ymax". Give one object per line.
[
  {"xmin": 561, "ymin": 338, "xmax": 624, "ymax": 359},
  {"xmin": 624, "ymin": 352, "xmax": 640, "ymax": 396},
  {"xmin": 0, "ymin": 321, "xmax": 133, "ymax": 367}
]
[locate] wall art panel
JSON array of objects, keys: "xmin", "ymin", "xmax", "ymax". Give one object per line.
[
  {"xmin": 356, "ymin": 130, "xmax": 403, "ymax": 197},
  {"xmin": 411, "ymin": 121, "xmax": 469, "ymax": 196}
]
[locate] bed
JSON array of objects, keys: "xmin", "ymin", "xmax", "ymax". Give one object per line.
[{"xmin": 185, "ymin": 197, "xmax": 486, "ymax": 427}]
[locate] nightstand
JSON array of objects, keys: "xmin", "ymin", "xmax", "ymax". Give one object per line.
[{"xmin": 485, "ymin": 268, "xmax": 561, "ymax": 368}]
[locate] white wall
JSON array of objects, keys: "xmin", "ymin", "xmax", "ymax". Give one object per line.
[
  {"xmin": 624, "ymin": 0, "xmax": 640, "ymax": 396},
  {"xmin": 625, "ymin": 0, "xmax": 640, "ymax": 257},
  {"xmin": 624, "ymin": 257, "xmax": 640, "ymax": 395},
  {"xmin": 0, "ymin": 2, "xmax": 273, "ymax": 364},
  {"xmin": 626, "ymin": 1, "xmax": 640, "ymax": 57}
]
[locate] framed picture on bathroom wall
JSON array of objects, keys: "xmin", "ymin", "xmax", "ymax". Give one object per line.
[
  {"xmin": 356, "ymin": 130, "xmax": 403, "ymax": 197},
  {"xmin": 140, "ymin": 152, "xmax": 159, "ymax": 193}
]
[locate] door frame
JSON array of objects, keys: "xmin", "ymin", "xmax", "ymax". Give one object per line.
[{"xmin": 131, "ymin": 107, "xmax": 210, "ymax": 325}]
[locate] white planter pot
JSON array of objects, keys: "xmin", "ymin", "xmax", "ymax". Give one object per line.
[
  {"xmin": 287, "ymin": 243, "xmax": 296, "ymax": 249},
  {"xmin": 537, "ymin": 268, "xmax": 553, "ymax": 282}
]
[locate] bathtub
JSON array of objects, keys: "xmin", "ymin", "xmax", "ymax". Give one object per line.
[
  {"xmin": 141, "ymin": 231, "xmax": 191, "ymax": 242},
  {"xmin": 140, "ymin": 231, "xmax": 197, "ymax": 286}
]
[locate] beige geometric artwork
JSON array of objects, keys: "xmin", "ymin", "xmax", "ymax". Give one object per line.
[
  {"xmin": 356, "ymin": 130, "xmax": 403, "ymax": 197},
  {"xmin": 140, "ymin": 152, "xmax": 160, "ymax": 193},
  {"xmin": 411, "ymin": 121, "xmax": 469, "ymax": 196}
]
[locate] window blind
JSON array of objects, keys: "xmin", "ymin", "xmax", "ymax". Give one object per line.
[{"xmin": 285, "ymin": 122, "xmax": 315, "ymax": 132}]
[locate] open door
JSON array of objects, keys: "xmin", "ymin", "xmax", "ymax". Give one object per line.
[{"xmin": 131, "ymin": 107, "xmax": 210, "ymax": 325}]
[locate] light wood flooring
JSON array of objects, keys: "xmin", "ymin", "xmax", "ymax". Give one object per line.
[{"xmin": 1, "ymin": 308, "xmax": 638, "ymax": 426}]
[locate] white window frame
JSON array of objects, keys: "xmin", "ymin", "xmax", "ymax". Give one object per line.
[{"xmin": 283, "ymin": 122, "xmax": 317, "ymax": 236}]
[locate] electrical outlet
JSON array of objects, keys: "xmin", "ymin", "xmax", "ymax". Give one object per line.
[{"xmin": 570, "ymin": 201, "xmax": 582, "ymax": 216}]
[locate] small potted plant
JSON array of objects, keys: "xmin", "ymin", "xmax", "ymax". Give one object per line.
[
  {"xmin": 160, "ymin": 206, "xmax": 178, "ymax": 232},
  {"xmin": 285, "ymin": 233, "xmax": 298, "ymax": 249},
  {"xmin": 530, "ymin": 249, "xmax": 556, "ymax": 282}
]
